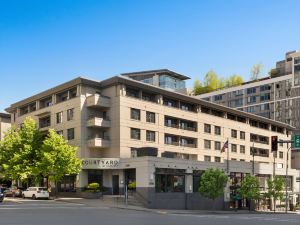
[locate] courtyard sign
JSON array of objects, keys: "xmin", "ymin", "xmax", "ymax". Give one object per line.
[{"xmin": 82, "ymin": 158, "xmax": 120, "ymax": 169}]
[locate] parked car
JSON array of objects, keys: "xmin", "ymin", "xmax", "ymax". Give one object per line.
[
  {"xmin": 0, "ymin": 188, "xmax": 4, "ymax": 202},
  {"xmin": 22, "ymin": 187, "xmax": 49, "ymax": 200}
]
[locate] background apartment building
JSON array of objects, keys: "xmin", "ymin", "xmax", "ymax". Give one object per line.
[
  {"xmin": 0, "ymin": 113, "xmax": 11, "ymax": 140},
  {"xmin": 198, "ymin": 51, "xmax": 300, "ymax": 130},
  {"xmin": 5, "ymin": 70, "xmax": 299, "ymax": 209}
]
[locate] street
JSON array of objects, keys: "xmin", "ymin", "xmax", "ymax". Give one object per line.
[{"xmin": 0, "ymin": 198, "xmax": 300, "ymax": 225}]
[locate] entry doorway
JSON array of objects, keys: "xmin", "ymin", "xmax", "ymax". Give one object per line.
[{"xmin": 112, "ymin": 175, "xmax": 119, "ymax": 195}]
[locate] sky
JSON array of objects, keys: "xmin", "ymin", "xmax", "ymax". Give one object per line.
[{"xmin": 0, "ymin": 0, "xmax": 300, "ymax": 112}]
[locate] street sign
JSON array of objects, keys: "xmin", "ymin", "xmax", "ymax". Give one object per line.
[{"xmin": 295, "ymin": 135, "xmax": 300, "ymax": 148}]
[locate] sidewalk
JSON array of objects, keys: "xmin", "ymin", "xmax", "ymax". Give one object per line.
[{"xmin": 54, "ymin": 197, "xmax": 300, "ymax": 215}]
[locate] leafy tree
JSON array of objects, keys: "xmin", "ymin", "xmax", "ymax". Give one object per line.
[
  {"xmin": 36, "ymin": 129, "xmax": 81, "ymax": 185},
  {"xmin": 226, "ymin": 74, "xmax": 244, "ymax": 87},
  {"xmin": 199, "ymin": 168, "xmax": 228, "ymax": 200},
  {"xmin": 239, "ymin": 175, "xmax": 260, "ymax": 210},
  {"xmin": 204, "ymin": 70, "xmax": 219, "ymax": 92},
  {"xmin": 192, "ymin": 71, "xmax": 244, "ymax": 95},
  {"xmin": 193, "ymin": 80, "xmax": 205, "ymax": 95},
  {"xmin": 265, "ymin": 176, "xmax": 284, "ymax": 212},
  {"xmin": 250, "ymin": 63, "xmax": 264, "ymax": 81},
  {"xmin": 0, "ymin": 117, "xmax": 43, "ymax": 183},
  {"xmin": 0, "ymin": 118, "xmax": 81, "ymax": 190}
]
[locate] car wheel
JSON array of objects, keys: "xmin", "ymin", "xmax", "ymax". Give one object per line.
[
  {"xmin": 32, "ymin": 194, "xmax": 36, "ymax": 200},
  {"xmin": 22, "ymin": 194, "xmax": 25, "ymax": 199}
]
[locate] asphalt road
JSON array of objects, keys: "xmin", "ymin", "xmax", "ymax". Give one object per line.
[{"xmin": 1, "ymin": 198, "xmax": 300, "ymax": 225}]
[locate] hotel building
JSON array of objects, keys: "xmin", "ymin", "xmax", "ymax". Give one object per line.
[
  {"xmin": 5, "ymin": 69, "xmax": 300, "ymax": 209},
  {"xmin": 0, "ymin": 112, "xmax": 11, "ymax": 140}
]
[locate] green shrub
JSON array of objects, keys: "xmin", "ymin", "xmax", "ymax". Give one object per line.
[
  {"xmin": 86, "ymin": 182, "xmax": 100, "ymax": 192},
  {"xmin": 128, "ymin": 181, "xmax": 136, "ymax": 190}
]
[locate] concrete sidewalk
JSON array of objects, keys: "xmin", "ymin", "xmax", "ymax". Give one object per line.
[{"xmin": 54, "ymin": 197, "xmax": 300, "ymax": 215}]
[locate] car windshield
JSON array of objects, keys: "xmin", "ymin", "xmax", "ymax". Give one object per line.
[{"xmin": 38, "ymin": 188, "xmax": 47, "ymax": 191}]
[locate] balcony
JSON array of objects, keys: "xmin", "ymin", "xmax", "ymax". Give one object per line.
[
  {"xmin": 86, "ymin": 94, "xmax": 110, "ymax": 108},
  {"xmin": 88, "ymin": 137, "xmax": 110, "ymax": 148},
  {"xmin": 87, "ymin": 117, "xmax": 111, "ymax": 128}
]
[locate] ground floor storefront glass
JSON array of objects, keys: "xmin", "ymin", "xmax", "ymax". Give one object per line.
[
  {"xmin": 87, "ymin": 170, "xmax": 103, "ymax": 186},
  {"xmin": 57, "ymin": 175, "xmax": 76, "ymax": 192},
  {"xmin": 155, "ymin": 168, "xmax": 185, "ymax": 192}
]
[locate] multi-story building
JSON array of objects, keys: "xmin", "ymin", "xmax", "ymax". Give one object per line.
[
  {"xmin": 198, "ymin": 51, "xmax": 300, "ymax": 130},
  {"xmin": 5, "ymin": 69, "xmax": 299, "ymax": 209},
  {"xmin": 0, "ymin": 112, "xmax": 11, "ymax": 140}
]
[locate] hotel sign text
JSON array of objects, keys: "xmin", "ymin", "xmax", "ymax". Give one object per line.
[{"xmin": 82, "ymin": 158, "xmax": 120, "ymax": 169}]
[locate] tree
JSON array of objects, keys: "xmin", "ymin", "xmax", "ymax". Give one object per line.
[
  {"xmin": 239, "ymin": 175, "xmax": 260, "ymax": 211},
  {"xmin": 0, "ymin": 117, "xmax": 43, "ymax": 183},
  {"xmin": 250, "ymin": 63, "xmax": 264, "ymax": 81},
  {"xmin": 192, "ymin": 71, "xmax": 244, "ymax": 95},
  {"xmin": 0, "ymin": 118, "xmax": 81, "ymax": 190},
  {"xmin": 36, "ymin": 129, "xmax": 81, "ymax": 186},
  {"xmin": 193, "ymin": 80, "xmax": 205, "ymax": 95},
  {"xmin": 265, "ymin": 176, "xmax": 284, "ymax": 212},
  {"xmin": 204, "ymin": 70, "xmax": 220, "ymax": 92},
  {"xmin": 226, "ymin": 74, "xmax": 244, "ymax": 87},
  {"xmin": 199, "ymin": 168, "xmax": 228, "ymax": 200}
]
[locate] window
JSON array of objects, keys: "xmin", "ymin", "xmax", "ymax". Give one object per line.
[
  {"xmin": 131, "ymin": 108, "xmax": 140, "ymax": 120},
  {"xmin": 240, "ymin": 131, "xmax": 245, "ymax": 140},
  {"xmin": 155, "ymin": 171, "xmax": 185, "ymax": 193},
  {"xmin": 204, "ymin": 124, "xmax": 211, "ymax": 133},
  {"xmin": 279, "ymin": 151, "xmax": 284, "ymax": 159},
  {"xmin": 240, "ymin": 145, "xmax": 245, "ymax": 154},
  {"xmin": 260, "ymin": 93, "xmax": 270, "ymax": 102},
  {"xmin": 247, "ymin": 87, "xmax": 256, "ymax": 94},
  {"xmin": 39, "ymin": 116, "xmax": 51, "ymax": 128},
  {"xmin": 214, "ymin": 94, "xmax": 223, "ymax": 101},
  {"xmin": 215, "ymin": 141, "xmax": 221, "ymax": 150},
  {"xmin": 215, "ymin": 126, "xmax": 221, "ymax": 135},
  {"xmin": 146, "ymin": 111, "xmax": 155, "ymax": 123},
  {"xmin": 131, "ymin": 128, "xmax": 141, "ymax": 140},
  {"xmin": 146, "ymin": 130, "xmax": 155, "ymax": 142},
  {"xmin": 67, "ymin": 108, "xmax": 74, "ymax": 121},
  {"xmin": 231, "ymin": 158, "xmax": 237, "ymax": 161},
  {"xmin": 67, "ymin": 128, "xmax": 74, "ymax": 140},
  {"xmin": 215, "ymin": 157, "xmax": 221, "ymax": 162},
  {"xmin": 126, "ymin": 87, "xmax": 139, "ymax": 98},
  {"xmin": 247, "ymin": 96, "xmax": 256, "ymax": 104},
  {"xmin": 204, "ymin": 155, "xmax": 211, "ymax": 162},
  {"xmin": 231, "ymin": 129, "xmax": 237, "ymax": 138},
  {"xmin": 56, "ymin": 112, "xmax": 63, "ymax": 124},
  {"xmin": 163, "ymin": 97, "xmax": 178, "ymax": 107},
  {"xmin": 204, "ymin": 140, "xmax": 211, "ymax": 149},
  {"xmin": 231, "ymin": 144, "xmax": 237, "ymax": 153},
  {"xmin": 57, "ymin": 130, "xmax": 63, "ymax": 136},
  {"xmin": 142, "ymin": 92, "xmax": 156, "ymax": 102}
]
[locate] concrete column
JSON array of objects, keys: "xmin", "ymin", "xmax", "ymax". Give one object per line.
[{"xmin": 185, "ymin": 169, "xmax": 193, "ymax": 193}]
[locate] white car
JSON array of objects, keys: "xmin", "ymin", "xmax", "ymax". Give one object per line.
[{"xmin": 22, "ymin": 187, "xmax": 49, "ymax": 200}]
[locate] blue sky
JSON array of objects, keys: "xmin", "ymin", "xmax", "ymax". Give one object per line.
[{"xmin": 0, "ymin": 0, "xmax": 299, "ymax": 112}]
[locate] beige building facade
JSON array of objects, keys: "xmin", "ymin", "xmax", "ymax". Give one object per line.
[
  {"xmin": 5, "ymin": 70, "xmax": 300, "ymax": 209},
  {"xmin": 0, "ymin": 113, "xmax": 11, "ymax": 140}
]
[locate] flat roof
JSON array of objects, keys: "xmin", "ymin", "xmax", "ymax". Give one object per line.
[
  {"xmin": 121, "ymin": 69, "xmax": 191, "ymax": 80},
  {"xmin": 100, "ymin": 75, "xmax": 295, "ymax": 130},
  {"xmin": 5, "ymin": 71, "xmax": 294, "ymax": 130},
  {"xmin": 0, "ymin": 112, "xmax": 10, "ymax": 119}
]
